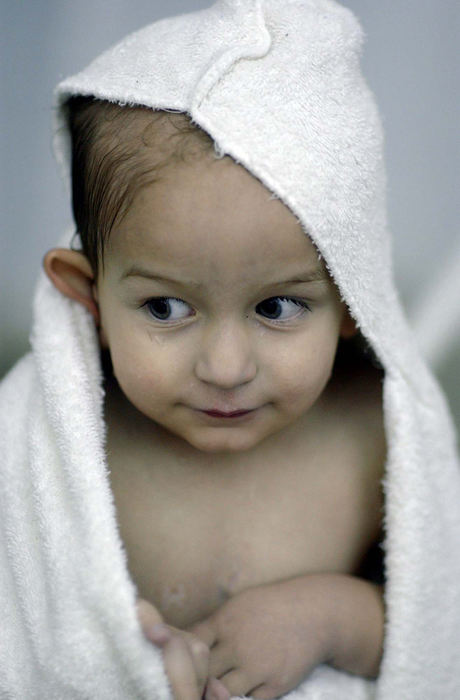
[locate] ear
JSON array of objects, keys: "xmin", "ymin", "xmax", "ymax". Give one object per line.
[
  {"xmin": 340, "ymin": 308, "xmax": 358, "ymax": 339},
  {"xmin": 43, "ymin": 248, "xmax": 99, "ymax": 324}
]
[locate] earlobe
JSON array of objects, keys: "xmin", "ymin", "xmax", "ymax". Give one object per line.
[
  {"xmin": 340, "ymin": 309, "xmax": 358, "ymax": 339},
  {"xmin": 43, "ymin": 248, "xmax": 100, "ymax": 324}
]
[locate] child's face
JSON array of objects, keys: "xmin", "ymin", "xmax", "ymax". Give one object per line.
[{"xmin": 95, "ymin": 152, "xmax": 350, "ymax": 454}]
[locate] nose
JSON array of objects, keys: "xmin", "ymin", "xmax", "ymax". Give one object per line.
[{"xmin": 194, "ymin": 319, "xmax": 257, "ymax": 389}]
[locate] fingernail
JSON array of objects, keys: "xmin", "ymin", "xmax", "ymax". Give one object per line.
[{"xmin": 146, "ymin": 623, "xmax": 172, "ymax": 644}]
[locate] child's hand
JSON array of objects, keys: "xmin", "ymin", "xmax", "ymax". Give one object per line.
[
  {"xmin": 137, "ymin": 597, "xmax": 210, "ymax": 700},
  {"xmin": 185, "ymin": 577, "xmax": 336, "ymax": 700}
]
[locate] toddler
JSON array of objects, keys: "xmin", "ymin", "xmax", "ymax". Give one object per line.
[
  {"xmin": 45, "ymin": 97, "xmax": 385, "ymax": 700},
  {"xmin": 3, "ymin": 2, "xmax": 459, "ymax": 699}
]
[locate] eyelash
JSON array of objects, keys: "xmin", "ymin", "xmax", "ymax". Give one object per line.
[
  {"xmin": 141, "ymin": 297, "xmax": 192, "ymax": 323},
  {"xmin": 257, "ymin": 296, "xmax": 311, "ymax": 323},
  {"xmin": 141, "ymin": 295, "xmax": 311, "ymax": 323}
]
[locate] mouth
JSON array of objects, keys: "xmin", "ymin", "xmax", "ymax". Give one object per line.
[{"xmin": 199, "ymin": 408, "xmax": 255, "ymax": 419}]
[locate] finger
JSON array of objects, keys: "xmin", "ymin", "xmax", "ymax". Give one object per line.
[
  {"xmin": 250, "ymin": 685, "xmax": 278, "ymax": 700},
  {"xmin": 206, "ymin": 644, "xmax": 235, "ymax": 680},
  {"xmin": 144, "ymin": 621, "xmax": 210, "ymax": 697},
  {"xmin": 162, "ymin": 635, "xmax": 201, "ymax": 700},
  {"xmin": 184, "ymin": 634, "xmax": 210, "ymax": 698},
  {"xmin": 204, "ymin": 677, "xmax": 231, "ymax": 700},
  {"xmin": 216, "ymin": 669, "xmax": 252, "ymax": 699},
  {"xmin": 146, "ymin": 623, "xmax": 173, "ymax": 646},
  {"xmin": 147, "ymin": 627, "xmax": 209, "ymax": 698},
  {"xmin": 136, "ymin": 598, "xmax": 164, "ymax": 639},
  {"xmin": 185, "ymin": 619, "xmax": 218, "ymax": 649}
]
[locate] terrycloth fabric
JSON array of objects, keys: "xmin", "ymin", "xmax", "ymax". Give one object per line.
[{"xmin": 2, "ymin": 0, "xmax": 460, "ymax": 698}]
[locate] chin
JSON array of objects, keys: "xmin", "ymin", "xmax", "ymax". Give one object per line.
[{"xmin": 178, "ymin": 427, "xmax": 266, "ymax": 454}]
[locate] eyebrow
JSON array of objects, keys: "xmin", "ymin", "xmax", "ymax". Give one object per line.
[
  {"xmin": 271, "ymin": 267, "xmax": 328, "ymax": 285},
  {"xmin": 120, "ymin": 266, "xmax": 202, "ymax": 287},
  {"xmin": 120, "ymin": 264, "xmax": 327, "ymax": 286}
]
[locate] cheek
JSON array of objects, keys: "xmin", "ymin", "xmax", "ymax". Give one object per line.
[
  {"xmin": 270, "ymin": 332, "xmax": 339, "ymax": 406},
  {"xmin": 107, "ymin": 323, "xmax": 183, "ymax": 403}
]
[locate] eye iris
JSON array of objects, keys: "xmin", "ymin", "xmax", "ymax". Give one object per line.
[
  {"xmin": 149, "ymin": 298, "xmax": 170, "ymax": 319},
  {"xmin": 258, "ymin": 298, "xmax": 281, "ymax": 319}
]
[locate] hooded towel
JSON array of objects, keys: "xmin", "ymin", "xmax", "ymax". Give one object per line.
[{"xmin": 1, "ymin": 0, "xmax": 460, "ymax": 698}]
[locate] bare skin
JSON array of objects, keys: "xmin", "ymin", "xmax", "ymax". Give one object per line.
[
  {"xmin": 136, "ymin": 576, "xmax": 384, "ymax": 700},
  {"xmin": 107, "ymin": 353, "xmax": 385, "ymax": 699}
]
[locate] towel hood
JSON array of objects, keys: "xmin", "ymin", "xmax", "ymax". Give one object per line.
[{"xmin": 53, "ymin": 0, "xmax": 417, "ymax": 374}]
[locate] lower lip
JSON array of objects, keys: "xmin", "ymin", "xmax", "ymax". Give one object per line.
[{"xmin": 200, "ymin": 409, "xmax": 255, "ymax": 419}]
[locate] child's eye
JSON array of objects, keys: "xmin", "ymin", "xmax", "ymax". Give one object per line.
[
  {"xmin": 256, "ymin": 296, "xmax": 311, "ymax": 321},
  {"xmin": 143, "ymin": 297, "xmax": 193, "ymax": 322}
]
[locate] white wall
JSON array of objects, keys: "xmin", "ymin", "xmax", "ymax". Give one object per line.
[{"xmin": 1, "ymin": 0, "xmax": 459, "ymax": 428}]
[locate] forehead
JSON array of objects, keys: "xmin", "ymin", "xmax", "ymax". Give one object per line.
[
  {"xmin": 100, "ymin": 111, "xmax": 330, "ymax": 289},
  {"xmin": 111, "ymin": 157, "xmax": 324, "ymax": 267}
]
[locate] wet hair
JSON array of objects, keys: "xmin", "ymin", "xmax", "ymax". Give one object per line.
[{"xmin": 66, "ymin": 96, "xmax": 218, "ymax": 277}]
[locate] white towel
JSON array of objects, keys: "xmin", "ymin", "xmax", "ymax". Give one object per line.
[{"xmin": 2, "ymin": 1, "xmax": 460, "ymax": 698}]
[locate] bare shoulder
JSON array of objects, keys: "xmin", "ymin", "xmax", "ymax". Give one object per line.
[
  {"xmin": 319, "ymin": 345, "xmax": 387, "ymax": 556},
  {"xmin": 328, "ymin": 343, "xmax": 386, "ymax": 457}
]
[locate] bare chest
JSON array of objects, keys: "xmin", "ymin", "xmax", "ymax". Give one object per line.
[{"xmin": 106, "ymin": 392, "xmax": 384, "ymax": 628}]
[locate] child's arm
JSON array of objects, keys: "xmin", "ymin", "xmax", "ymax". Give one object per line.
[
  {"xmin": 138, "ymin": 574, "xmax": 385, "ymax": 700},
  {"xmin": 185, "ymin": 573, "xmax": 385, "ymax": 700},
  {"xmin": 326, "ymin": 576, "xmax": 385, "ymax": 678}
]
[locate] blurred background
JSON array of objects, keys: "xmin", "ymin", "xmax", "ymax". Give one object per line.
[{"xmin": 1, "ymin": 0, "xmax": 459, "ymax": 433}]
